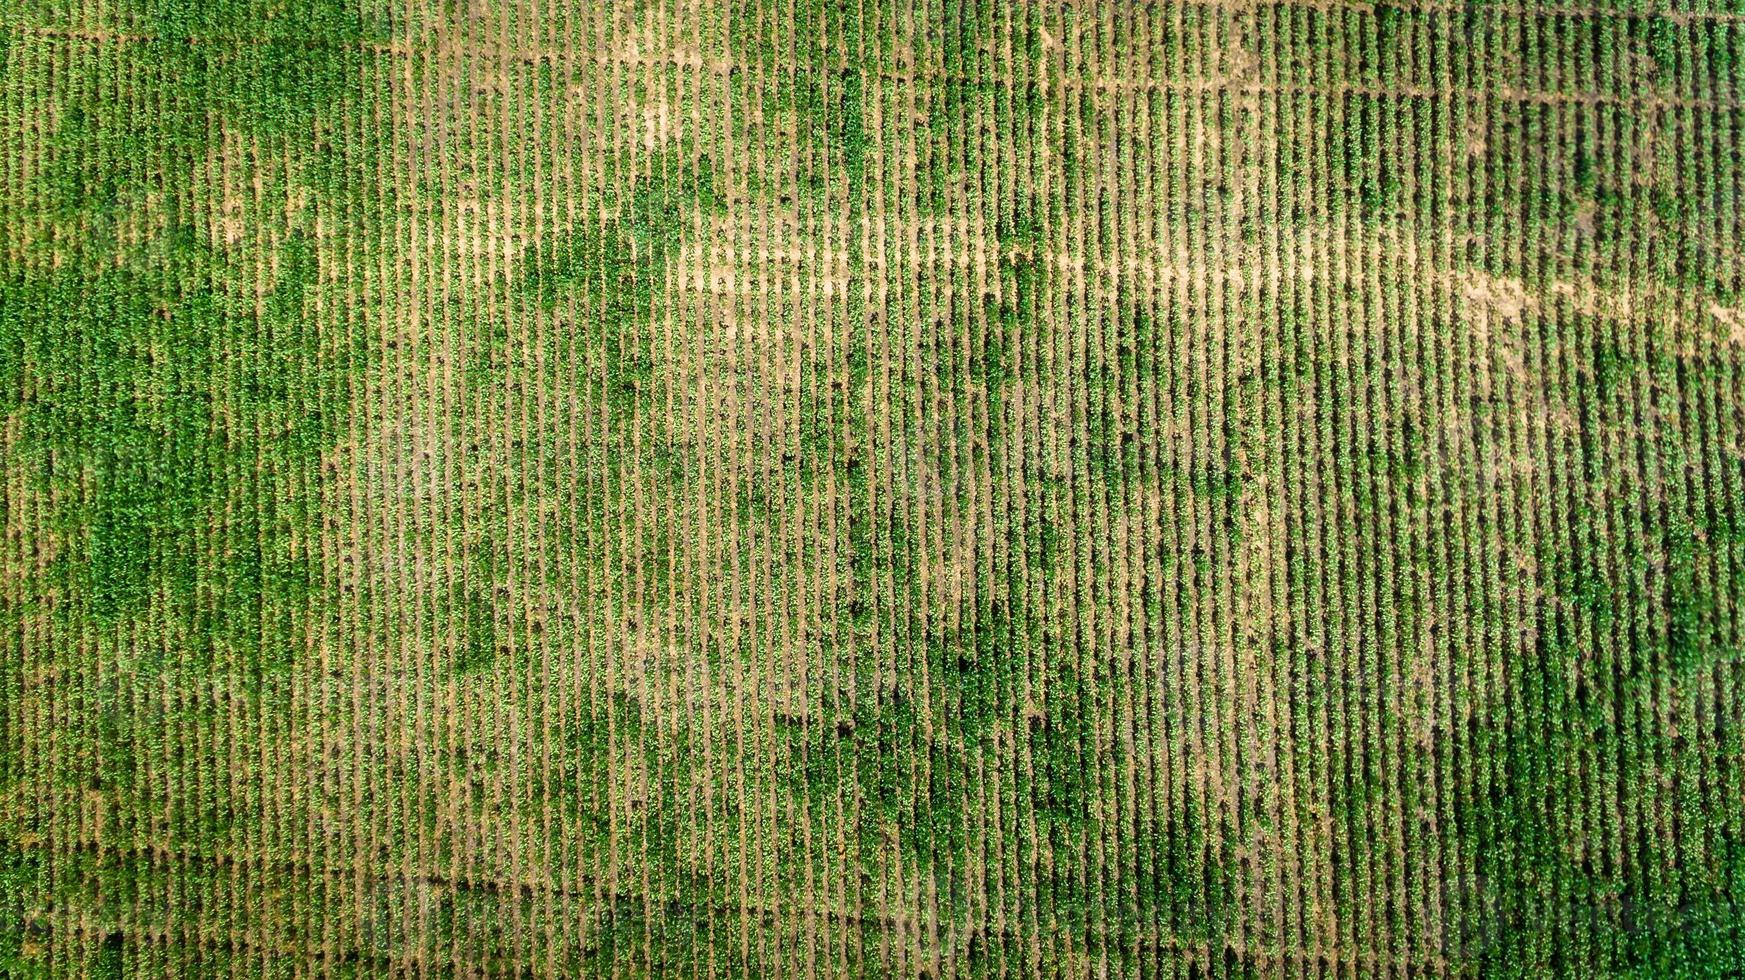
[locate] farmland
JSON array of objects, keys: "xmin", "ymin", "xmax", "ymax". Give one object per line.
[{"xmin": 2, "ymin": 0, "xmax": 1744, "ymax": 976}]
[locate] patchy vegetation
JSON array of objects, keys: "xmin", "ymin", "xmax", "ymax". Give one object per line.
[{"xmin": 2, "ymin": 0, "xmax": 1743, "ymax": 976}]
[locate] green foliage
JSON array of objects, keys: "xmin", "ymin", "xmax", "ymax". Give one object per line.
[
  {"xmin": 515, "ymin": 148, "xmax": 722, "ymax": 398},
  {"xmin": 4, "ymin": 1, "xmax": 1744, "ymax": 975}
]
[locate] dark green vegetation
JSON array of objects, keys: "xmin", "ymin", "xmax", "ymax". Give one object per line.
[{"xmin": 3, "ymin": 0, "xmax": 1745, "ymax": 977}]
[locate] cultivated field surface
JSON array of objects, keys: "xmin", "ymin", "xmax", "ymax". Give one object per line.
[{"xmin": 3, "ymin": 0, "xmax": 1745, "ymax": 976}]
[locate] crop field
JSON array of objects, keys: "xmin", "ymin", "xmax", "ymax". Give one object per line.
[{"xmin": 3, "ymin": 0, "xmax": 1745, "ymax": 976}]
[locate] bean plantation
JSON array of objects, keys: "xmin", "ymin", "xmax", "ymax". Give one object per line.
[{"xmin": 2, "ymin": 0, "xmax": 1744, "ymax": 976}]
